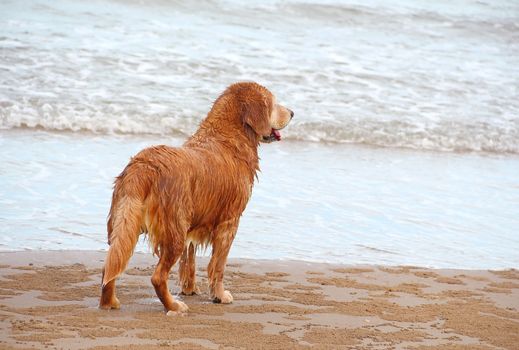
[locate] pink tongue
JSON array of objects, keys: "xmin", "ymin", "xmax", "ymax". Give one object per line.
[{"xmin": 273, "ymin": 129, "xmax": 281, "ymax": 141}]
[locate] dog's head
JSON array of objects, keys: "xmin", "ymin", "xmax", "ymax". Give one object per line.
[{"xmin": 224, "ymin": 82, "xmax": 293, "ymax": 143}]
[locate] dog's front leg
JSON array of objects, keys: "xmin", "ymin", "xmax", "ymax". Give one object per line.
[{"xmin": 208, "ymin": 219, "xmax": 238, "ymax": 304}]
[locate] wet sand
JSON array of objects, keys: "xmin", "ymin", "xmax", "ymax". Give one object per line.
[{"xmin": 0, "ymin": 251, "xmax": 518, "ymax": 349}]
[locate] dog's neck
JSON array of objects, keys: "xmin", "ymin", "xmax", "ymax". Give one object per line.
[{"xmin": 184, "ymin": 112, "xmax": 261, "ymax": 182}]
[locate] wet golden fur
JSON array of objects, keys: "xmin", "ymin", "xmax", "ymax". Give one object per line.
[{"xmin": 99, "ymin": 82, "xmax": 293, "ymax": 314}]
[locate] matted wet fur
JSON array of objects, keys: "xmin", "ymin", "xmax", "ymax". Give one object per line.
[{"xmin": 99, "ymin": 82, "xmax": 293, "ymax": 314}]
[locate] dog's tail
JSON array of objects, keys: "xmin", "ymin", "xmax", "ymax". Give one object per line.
[{"xmin": 102, "ymin": 195, "xmax": 142, "ymax": 287}]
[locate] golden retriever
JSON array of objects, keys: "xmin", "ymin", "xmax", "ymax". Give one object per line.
[{"xmin": 99, "ymin": 82, "xmax": 293, "ymax": 315}]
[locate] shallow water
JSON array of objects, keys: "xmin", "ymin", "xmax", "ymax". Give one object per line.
[
  {"xmin": 1, "ymin": 0, "xmax": 519, "ymax": 268},
  {"xmin": 1, "ymin": 130, "xmax": 518, "ymax": 269}
]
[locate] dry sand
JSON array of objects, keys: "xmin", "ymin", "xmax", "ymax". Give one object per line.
[{"xmin": 0, "ymin": 251, "xmax": 517, "ymax": 350}]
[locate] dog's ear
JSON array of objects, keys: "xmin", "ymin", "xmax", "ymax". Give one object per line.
[{"xmin": 242, "ymin": 97, "xmax": 271, "ymax": 137}]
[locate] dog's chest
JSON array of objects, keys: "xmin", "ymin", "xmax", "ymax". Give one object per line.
[{"xmin": 190, "ymin": 177, "xmax": 253, "ymax": 225}]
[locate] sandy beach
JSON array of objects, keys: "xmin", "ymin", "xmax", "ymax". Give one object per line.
[{"xmin": 0, "ymin": 251, "xmax": 517, "ymax": 349}]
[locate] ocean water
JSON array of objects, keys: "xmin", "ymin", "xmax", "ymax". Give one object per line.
[{"xmin": 1, "ymin": 0, "xmax": 518, "ymax": 268}]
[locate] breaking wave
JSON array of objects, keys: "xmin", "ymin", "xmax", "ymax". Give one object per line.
[{"xmin": 2, "ymin": 104, "xmax": 518, "ymax": 153}]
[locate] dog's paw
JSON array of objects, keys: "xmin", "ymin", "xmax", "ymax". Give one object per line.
[
  {"xmin": 181, "ymin": 284, "xmax": 201, "ymax": 296},
  {"xmin": 166, "ymin": 310, "xmax": 186, "ymax": 317},
  {"xmin": 99, "ymin": 296, "xmax": 120, "ymax": 310},
  {"xmin": 212, "ymin": 290, "xmax": 233, "ymax": 304},
  {"xmin": 166, "ymin": 300, "xmax": 189, "ymax": 316},
  {"xmin": 176, "ymin": 300, "xmax": 189, "ymax": 312}
]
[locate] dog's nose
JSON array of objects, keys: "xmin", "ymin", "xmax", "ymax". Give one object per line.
[{"xmin": 289, "ymin": 109, "xmax": 294, "ymax": 118}]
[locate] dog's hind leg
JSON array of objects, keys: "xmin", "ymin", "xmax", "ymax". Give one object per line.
[
  {"xmin": 150, "ymin": 205, "xmax": 189, "ymax": 315},
  {"xmin": 99, "ymin": 196, "xmax": 142, "ymax": 310},
  {"xmin": 99, "ymin": 269, "xmax": 119, "ymax": 310},
  {"xmin": 179, "ymin": 242, "xmax": 201, "ymax": 295},
  {"xmin": 208, "ymin": 219, "xmax": 239, "ymax": 304},
  {"xmin": 151, "ymin": 245, "xmax": 188, "ymax": 315}
]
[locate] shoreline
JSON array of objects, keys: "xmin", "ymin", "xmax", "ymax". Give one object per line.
[
  {"xmin": 0, "ymin": 250, "xmax": 518, "ymax": 349},
  {"xmin": 2, "ymin": 129, "xmax": 519, "ymax": 269},
  {"xmin": 0, "ymin": 248, "xmax": 517, "ymax": 271}
]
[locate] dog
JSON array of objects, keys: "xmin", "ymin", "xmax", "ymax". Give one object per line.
[{"xmin": 99, "ymin": 82, "xmax": 293, "ymax": 315}]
